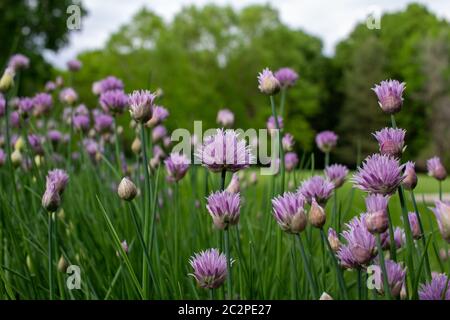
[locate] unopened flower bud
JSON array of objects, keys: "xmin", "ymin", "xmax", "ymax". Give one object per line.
[
  {"xmin": 328, "ymin": 228, "xmax": 341, "ymax": 252},
  {"xmin": 226, "ymin": 173, "xmax": 240, "ymax": 194},
  {"xmin": 319, "ymin": 292, "xmax": 333, "ymax": 300},
  {"xmin": 42, "ymin": 189, "xmax": 61, "ymax": 212},
  {"xmin": 0, "ymin": 67, "xmax": 15, "ymax": 92},
  {"xmin": 309, "ymin": 198, "xmax": 326, "ymax": 228},
  {"xmin": 291, "ymin": 210, "xmax": 307, "ymax": 233},
  {"xmin": 365, "ymin": 209, "xmax": 389, "ymax": 234},
  {"xmin": 117, "ymin": 177, "xmax": 137, "ymax": 201},
  {"xmin": 57, "ymin": 255, "xmax": 68, "ymax": 272},
  {"xmin": 131, "ymin": 137, "xmax": 141, "ymax": 154},
  {"xmin": 26, "ymin": 255, "xmax": 35, "ymax": 273},
  {"xmin": 11, "ymin": 149, "xmax": 22, "ymax": 167},
  {"xmin": 402, "ymin": 161, "xmax": 417, "ymax": 190}
]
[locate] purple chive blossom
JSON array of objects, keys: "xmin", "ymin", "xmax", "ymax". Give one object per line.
[
  {"xmin": 206, "ymin": 190, "xmax": 241, "ymax": 229},
  {"xmin": 164, "ymin": 152, "xmax": 190, "ymax": 183},
  {"xmin": 83, "ymin": 138, "xmax": 103, "ymax": 159},
  {"xmin": 272, "ymin": 192, "xmax": 307, "ymax": 234},
  {"xmin": 372, "ymin": 80, "xmax": 406, "ymax": 114},
  {"xmin": 402, "ymin": 161, "xmax": 418, "ymax": 190},
  {"xmin": 48, "ymin": 130, "xmax": 63, "ymax": 145},
  {"xmin": 315, "ymin": 131, "xmax": 338, "ymax": 153},
  {"xmin": 18, "ymin": 97, "xmax": 34, "ymax": 116},
  {"xmin": 46, "ymin": 169, "xmax": 69, "ymax": 194},
  {"xmin": 8, "ymin": 54, "xmax": 30, "ymax": 71},
  {"xmin": 99, "ymin": 90, "xmax": 128, "ymax": 115},
  {"xmin": 284, "ymin": 152, "xmax": 299, "ymax": 172},
  {"xmin": 128, "ymin": 90, "xmax": 155, "ymax": 123},
  {"xmin": 325, "ymin": 164, "xmax": 349, "ymax": 188},
  {"xmin": 266, "ymin": 116, "xmax": 284, "ymax": 133},
  {"xmin": 419, "ymin": 273, "xmax": 450, "ymax": 300},
  {"xmin": 195, "ymin": 129, "xmax": 254, "ymax": 173},
  {"xmin": 10, "ymin": 111, "xmax": 20, "ymax": 128},
  {"xmin": 0, "ymin": 149, "xmax": 5, "ymax": 166},
  {"xmin": 67, "ymin": 59, "xmax": 82, "ymax": 72},
  {"xmin": 45, "ymin": 81, "xmax": 56, "ymax": 92},
  {"xmin": 0, "ymin": 94, "xmax": 5, "ymax": 117},
  {"xmin": 427, "ymin": 156, "xmax": 447, "ymax": 181},
  {"xmin": 94, "ymin": 113, "xmax": 114, "ymax": 133},
  {"xmin": 73, "ymin": 114, "xmax": 90, "ymax": 132},
  {"xmin": 189, "ymin": 248, "xmax": 228, "ymax": 289},
  {"xmin": 59, "ymin": 88, "xmax": 78, "ymax": 105},
  {"xmin": 381, "ymin": 227, "xmax": 406, "ymax": 249},
  {"xmin": 431, "ymin": 201, "xmax": 450, "ymax": 243},
  {"xmin": 298, "ymin": 175, "xmax": 334, "ymax": 205},
  {"xmin": 257, "ymin": 68, "xmax": 280, "ymax": 95},
  {"xmin": 352, "ymin": 154, "xmax": 404, "ymax": 195},
  {"xmin": 33, "ymin": 93, "xmax": 53, "ymax": 116},
  {"xmin": 337, "ymin": 214, "xmax": 376, "ymax": 268},
  {"xmin": 152, "ymin": 125, "xmax": 167, "ymax": 143},
  {"xmin": 282, "ymin": 133, "xmax": 295, "ymax": 151},
  {"xmin": 408, "ymin": 212, "xmax": 422, "ymax": 240},
  {"xmin": 274, "ymin": 67, "xmax": 299, "ymax": 88},
  {"xmin": 376, "ymin": 259, "xmax": 406, "ymax": 297},
  {"xmin": 373, "ymin": 127, "xmax": 406, "ymax": 158},
  {"xmin": 98, "ymin": 76, "xmax": 124, "ymax": 94},
  {"xmin": 147, "ymin": 105, "xmax": 169, "ymax": 127},
  {"xmin": 28, "ymin": 134, "xmax": 44, "ymax": 155},
  {"xmin": 364, "ymin": 194, "xmax": 389, "ymax": 234},
  {"xmin": 216, "ymin": 109, "xmax": 234, "ymax": 127},
  {"xmin": 75, "ymin": 104, "xmax": 89, "ymax": 116}
]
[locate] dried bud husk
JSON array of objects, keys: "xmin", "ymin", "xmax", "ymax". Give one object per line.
[
  {"xmin": 58, "ymin": 255, "xmax": 68, "ymax": 273},
  {"xmin": 11, "ymin": 150, "xmax": 23, "ymax": 167},
  {"xmin": 131, "ymin": 137, "xmax": 141, "ymax": 154},
  {"xmin": 117, "ymin": 177, "xmax": 137, "ymax": 201},
  {"xmin": 309, "ymin": 199, "xmax": 326, "ymax": 228}
]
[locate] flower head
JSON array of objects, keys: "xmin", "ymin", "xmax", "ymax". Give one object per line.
[
  {"xmin": 0, "ymin": 93, "xmax": 5, "ymax": 117},
  {"xmin": 298, "ymin": 175, "xmax": 334, "ymax": 205},
  {"xmin": 67, "ymin": 59, "xmax": 82, "ymax": 72},
  {"xmin": 46, "ymin": 169, "xmax": 69, "ymax": 194},
  {"xmin": 352, "ymin": 154, "xmax": 404, "ymax": 195},
  {"xmin": 100, "ymin": 90, "xmax": 128, "ymax": 115},
  {"xmin": 282, "ymin": 133, "xmax": 295, "ymax": 151},
  {"xmin": 373, "ymin": 127, "xmax": 406, "ymax": 158},
  {"xmin": 28, "ymin": 134, "xmax": 44, "ymax": 155},
  {"xmin": 94, "ymin": 113, "xmax": 114, "ymax": 133},
  {"xmin": 325, "ymin": 164, "xmax": 349, "ymax": 189},
  {"xmin": 73, "ymin": 114, "xmax": 90, "ymax": 132},
  {"xmin": 402, "ymin": 161, "xmax": 417, "ymax": 190},
  {"xmin": 117, "ymin": 177, "xmax": 137, "ymax": 201},
  {"xmin": 216, "ymin": 109, "xmax": 234, "ymax": 127},
  {"xmin": 284, "ymin": 152, "xmax": 299, "ymax": 172},
  {"xmin": 274, "ymin": 67, "xmax": 298, "ymax": 88},
  {"xmin": 337, "ymin": 214, "xmax": 376, "ymax": 268},
  {"xmin": 206, "ymin": 190, "xmax": 241, "ymax": 229},
  {"xmin": 59, "ymin": 88, "xmax": 78, "ymax": 105},
  {"xmin": 32, "ymin": 93, "xmax": 53, "ymax": 116},
  {"xmin": 408, "ymin": 212, "xmax": 422, "ymax": 240},
  {"xmin": 431, "ymin": 201, "xmax": 450, "ymax": 243},
  {"xmin": 195, "ymin": 129, "xmax": 254, "ymax": 173},
  {"xmin": 272, "ymin": 192, "xmax": 307, "ymax": 233},
  {"xmin": 97, "ymin": 76, "xmax": 124, "ymax": 94},
  {"xmin": 18, "ymin": 97, "xmax": 34, "ymax": 116},
  {"xmin": 257, "ymin": 68, "xmax": 280, "ymax": 95},
  {"xmin": 189, "ymin": 248, "xmax": 227, "ymax": 289},
  {"xmin": 164, "ymin": 152, "xmax": 190, "ymax": 183},
  {"xmin": 266, "ymin": 116, "xmax": 283, "ymax": 134},
  {"xmin": 48, "ymin": 130, "xmax": 63, "ymax": 145},
  {"xmin": 152, "ymin": 125, "xmax": 167, "ymax": 143},
  {"xmin": 372, "ymin": 80, "xmax": 406, "ymax": 114},
  {"xmin": 146, "ymin": 105, "xmax": 169, "ymax": 127},
  {"xmin": 427, "ymin": 156, "xmax": 447, "ymax": 181},
  {"xmin": 419, "ymin": 273, "xmax": 450, "ymax": 300},
  {"xmin": 128, "ymin": 90, "xmax": 155, "ymax": 123},
  {"xmin": 315, "ymin": 131, "xmax": 338, "ymax": 153},
  {"xmin": 8, "ymin": 54, "xmax": 30, "ymax": 71},
  {"xmin": 364, "ymin": 194, "xmax": 389, "ymax": 234},
  {"xmin": 377, "ymin": 259, "xmax": 406, "ymax": 297}
]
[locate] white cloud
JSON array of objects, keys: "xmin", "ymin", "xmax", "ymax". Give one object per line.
[{"xmin": 44, "ymin": 0, "xmax": 450, "ymax": 68}]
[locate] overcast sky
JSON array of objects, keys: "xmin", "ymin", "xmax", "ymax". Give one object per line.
[{"xmin": 44, "ymin": 0, "xmax": 450, "ymax": 68}]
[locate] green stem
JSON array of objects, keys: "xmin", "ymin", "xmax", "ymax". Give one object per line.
[
  {"xmin": 439, "ymin": 181, "xmax": 442, "ymax": 201},
  {"xmin": 296, "ymin": 233, "xmax": 319, "ymax": 299},
  {"xmin": 320, "ymin": 229, "xmax": 348, "ymax": 300},
  {"xmin": 270, "ymin": 95, "xmax": 285, "ymax": 193},
  {"xmin": 140, "ymin": 124, "xmax": 152, "ymax": 299},
  {"xmin": 48, "ymin": 213, "xmax": 54, "ymax": 300},
  {"xmin": 319, "ymin": 229, "xmax": 326, "ymax": 291},
  {"xmin": 357, "ymin": 268, "xmax": 362, "ymax": 300},
  {"xmin": 410, "ymin": 190, "xmax": 431, "ymax": 281},
  {"xmin": 280, "ymin": 88, "xmax": 286, "ymax": 118},
  {"xmin": 290, "ymin": 237, "xmax": 299, "ymax": 299},
  {"xmin": 376, "ymin": 233, "xmax": 392, "ymax": 300},
  {"xmin": 224, "ymin": 229, "xmax": 232, "ymax": 299},
  {"xmin": 386, "ymin": 206, "xmax": 397, "ymax": 261},
  {"xmin": 113, "ymin": 120, "xmax": 122, "ymax": 176},
  {"xmin": 220, "ymin": 169, "xmax": 226, "ymax": 191},
  {"xmin": 67, "ymin": 107, "xmax": 73, "ymax": 172},
  {"xmin": 325, "ymin": 151, "xmax": 330, "ymax": 168}
]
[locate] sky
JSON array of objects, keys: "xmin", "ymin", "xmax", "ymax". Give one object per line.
[{"xmin": 44, "ymin": 0, "xmax": 450, "ymax": 68}]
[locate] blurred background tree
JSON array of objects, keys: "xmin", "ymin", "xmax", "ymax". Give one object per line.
[
  {"xmin": 0, "ymin": 0, "xmax": 86, "ymax": 95},
  {"xmin": 4, "ymin": 2, "xmax": 450, "ymax": 168}
]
